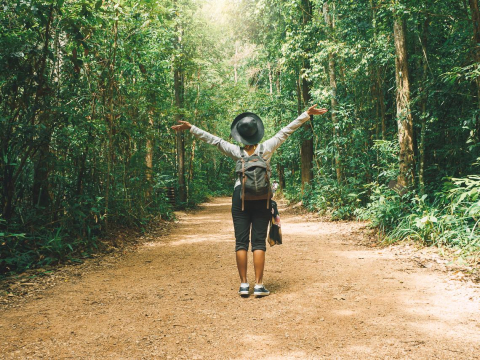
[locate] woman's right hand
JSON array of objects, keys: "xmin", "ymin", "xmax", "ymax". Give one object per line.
[{"xmin": 171, "ymin": 120, "xmax": 192, "ymax": 131}]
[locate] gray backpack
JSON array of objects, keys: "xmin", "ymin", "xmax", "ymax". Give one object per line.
[{"xmin": 235, "ymin": 146, "xmax": 272, "ymax": 211}]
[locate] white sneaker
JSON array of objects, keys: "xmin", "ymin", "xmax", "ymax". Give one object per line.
[
  {"xmin": 238, "ymin": 284, "xmax": 249, "ymax": 296},
  {"xmin": 253, "ymin": 285, "xmax": 270, "ymax": 297}
]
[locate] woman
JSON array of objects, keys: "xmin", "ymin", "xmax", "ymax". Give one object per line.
[{"xmin": 171, "ymin": 104, "xmax": 328, "ymax": 297}]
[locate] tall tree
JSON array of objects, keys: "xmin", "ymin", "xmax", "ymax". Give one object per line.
[
  {"xmin": 104, "ymin": 11, "xmax": 119, "ymax": 231},
  {"xmin": 469, "ymin": 0, "xmax": 480, "ymax": 140},
  {"xmin": 393, "ymin": 8, "xmax": 415, "ymax": 188},
  {"xmin": 32, "ymin": 3, "xmax": 55, "ymax": 213},
  {"xmin": 145, "ymin": 108, "xmax": 154, "ymax": 199},
  {"xmin": 174, "ymin": 1, "xmax": 187, "ymax": 205},
  {"xmin": 323, "ymin": 1, "xmax": 343, "ymax": 183},
  {"xmin": 418, "ymin": 15, "xmax": 430, "ymax": 194},
  {"xmin": 300, "ymin": 0, "xmax": 314, "ymax": 190}
]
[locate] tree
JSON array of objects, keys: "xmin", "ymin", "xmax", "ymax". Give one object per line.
[
  {"xmin": 323, "ymin": 1, "xmax": 343, "ymax": 183},
  {"xmin": 469, "ymin": 0, "xmax": 480, "ymax": 141},
  {"xmin": 393, "ymin": 6, "xmax": 415, "ymax": 188},
  {"xmin": 299, "ymin": 0, "xmax": 315, "ymax": 190}
]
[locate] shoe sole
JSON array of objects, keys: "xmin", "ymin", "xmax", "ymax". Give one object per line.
[
  {"xmin": 238, "ymin": 291, "xmax": 249, "ymax": 296},
  {"xmin": 254, "ymin": 292, "xmax": 270, "ymax": 297}
]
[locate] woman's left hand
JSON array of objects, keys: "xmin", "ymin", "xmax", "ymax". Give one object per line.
[
  {"xmin": 307, "ymin": 104, "xmax": 328, "ymax": 116},
  {"xmin": 171, "ymin": 120, "xmax": 192, "ymax": 131}
]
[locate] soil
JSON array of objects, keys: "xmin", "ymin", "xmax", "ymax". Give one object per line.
[{"xmin": 1, "ymin": 197, "xmax": 480, "ymax": 359}]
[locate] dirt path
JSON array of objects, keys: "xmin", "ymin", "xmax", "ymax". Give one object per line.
[{"xmin": 1, "ymin": 197, "xmax": 480, "ymax": 359}]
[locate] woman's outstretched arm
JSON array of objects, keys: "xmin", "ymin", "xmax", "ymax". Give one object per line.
[
  {"xmin": 171, "ymin": 120, "xmax": 241, "ymax": 160},
  {"xmin": 261, "ymin": 104, "xmax": 328, "ymax": 156}
]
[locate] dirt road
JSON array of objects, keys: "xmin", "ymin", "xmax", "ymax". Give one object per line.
[{"xmin": 1, "ymin": 197, "xmax": 480, "ymax": 359}]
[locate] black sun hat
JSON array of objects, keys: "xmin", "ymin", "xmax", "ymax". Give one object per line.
[{"xmin": 230, "ymin": 112, "xmax": 264, "ymax": 145}]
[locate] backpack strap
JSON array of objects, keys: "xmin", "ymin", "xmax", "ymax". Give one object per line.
[
  {"xmin": 258, "ymin": 143, "xmax": 264, "ymax": 158},
  {"xmin": 267, "ymin": 184, "xmax": 270, "ymax": 209},
  {"xmin": 241, "ymin": 158, "xmax": 245, "ymax": 211},
  {"xmin": 239, "ymin": 147, "xmax": 245, "ymax": 211},
  {"xmin": 258, "ymin": 144, "xmax": 271, "ymax": 209}
]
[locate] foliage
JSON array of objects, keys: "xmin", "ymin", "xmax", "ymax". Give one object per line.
[
  {"xmin": 238, "ymin": 0, "xmax": 480, "ymax": 255},
  {"xmin": 3, "ymin": 0, "xmax": 480, "ymax": 273},
  {"xmin": 0, "ymin": 0, "xmax": 239, "ymax": 273},
  {"xmin": 355, "ymin": 185, "xmax": 410, "ymax": 233},
  {"xmin": 385, "ymin": 177, "xmax": 480, "ymax": 252},
  {"xmin": 286, "ymin": 179, "xmax": 361, "ymax": 220}
]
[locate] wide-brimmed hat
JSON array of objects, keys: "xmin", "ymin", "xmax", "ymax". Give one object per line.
[{"xmin": 230, "ymin": 112, "xmax": 264, "ymax": 145}]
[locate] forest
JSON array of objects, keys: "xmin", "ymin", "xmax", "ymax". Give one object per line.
[{"xmin": 1, "ymin": 0, "xmax": 480, "ymax": 273}]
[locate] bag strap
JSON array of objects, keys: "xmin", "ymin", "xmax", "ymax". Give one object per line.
[
  {"xmin": 241, "ymin": 158, "xmax": 245, "ymax": 211},
  {"xmin": 267, "ymin": 185, "xmax": 270, "ymax": 209},
  {"xmin": 258, "ymin": 143, "xmax": 264, "ymax": 158},
  {"xmin": 239, "ymin": 147, "xmax": 245, "ymax": 211},
  {"xmin": 259, "ymin": 143, "xmax": 271, "ymax": 209}
]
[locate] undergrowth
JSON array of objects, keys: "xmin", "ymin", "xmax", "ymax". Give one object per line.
[{"xmin": 288, "ymin": 140, "xmax": 480, "ymax": 260}]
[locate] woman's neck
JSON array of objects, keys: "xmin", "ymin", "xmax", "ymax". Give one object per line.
[{"xmin": 244, "ymin": 144, "xmax": 257, "ymax": 156}]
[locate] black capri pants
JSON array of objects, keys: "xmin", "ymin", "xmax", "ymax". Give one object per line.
[{"xmin": 231, "ymin": 185, "xmax": 271, "ymax": 252}]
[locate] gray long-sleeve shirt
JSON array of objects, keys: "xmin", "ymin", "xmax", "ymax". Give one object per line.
[{"xmin": 189, "ymin": 111, "xmax": 311, "ymax": 188}]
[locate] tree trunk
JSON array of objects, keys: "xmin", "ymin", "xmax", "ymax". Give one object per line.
[
  {"xmin": 32, "ymin": 4, "xmax": 55, "ymax": 213},
  {"xmin": 105, "ymin": 16, "xmax": 118, "ymax": 231},
  {"xmin": 371, "ymin": 1, "xmax": 386, "ymax": 140},
  {"xmin": 377, "ymin": 68, "xmax": 387, "ymax": 140},
  {"xmin": 32, "ymin": 138, "xmax": 52, "ymax": 209},
  {"xmin": 268, "ymin": 62, "xmax": 273, "ymax": 96},
  {"xmin": 174, "ymin": 67, "xmax": 186, "ymax": 205},
  {"xmin": 324, "ymin": 1, "xmax": 343, "ymax": 183},
  {"xmin": 419, "ymin": 16, "xmax": 429, "ymax": 194},
  {"xmin": 234, "ymin": 42, "xmax": 238, "ymax": 85},
  {"xmin": 188, "ymin": 140, "xmax": 196, "ymax": 184},
  {"xmin": 329, "ymin": 53, "xmax": 342, "ymax": 183},
  {"xmin": 300, "ymin": 69, "xmax": 314, "ymax": 189},
  {"xmin": 276, "ymin": 108, "xmax": 285, "ymax": 193},
  {"xmin": 372, "ymin": 70, "xmax": 379, "ymax": 139},
  {"xmin": 276, "ymin": 163, "xmax": 285, "ymax": 193},
  {"xmin": 188, "ymin": 69, "xmax": 201, "ymax": 187},
  {"xmin": 276, "ymin": 69, "xmax": 281, "ymax": 94},
  {"xmin": 296, "ymin": 70, "xmax": 302, "ymax": 116},
  {"xmin": 393, "ymin": 16, "xmax": 415, "ymax": 188},
  {"xmin": 469, "ymin": 0, "xmax": 480, "ymax": 140},
  {"xmin": 3, "ymin": 146, "xmax": 36, "ymax": 220},
  {"xmin": 76, "ymin": 142, "xmax": 89, "ymax": 197},
  {"xmin": 2, "ymin": 177, "xmax": 15, "ymax": 221},
  {"xmin": 299, "ymin": 0, "xmax": 314, "ymax": 191},
  {"xmin": 145, "ymin": 108, "xmax": 154, "ymax": 199},
  {"xmin": 469, "ymin": 0, "xmax": 480, "ymax": 104},
  {"xmin": 174, "ymin": 1, "xmax": 186, "ymax": 205}
]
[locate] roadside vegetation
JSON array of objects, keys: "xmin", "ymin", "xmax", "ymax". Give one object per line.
[{"xmin": 2, "ymin": 0, "xmax": 480, "ymax": 273}]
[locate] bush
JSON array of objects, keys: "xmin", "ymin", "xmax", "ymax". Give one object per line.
[
  {"xmin": 355, "ymin": 183, "xmax": 409, "ymax": 233},
  {"xmin": 357, "ymin": 176, "xmax": 480, "ymax": 255},
  {"xmin": 285, "ymin": 178, "xmax": 363, "ymax": 220}
]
